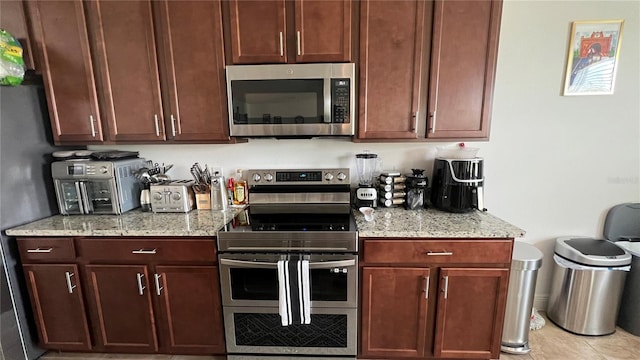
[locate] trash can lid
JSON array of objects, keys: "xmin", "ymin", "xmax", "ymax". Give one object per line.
[
  {"xmin": 615, "ymin": 241, "xmax": 640, "ymax": 257},
  {"xmin": 555, "ymin": 237, "xmax": 631, "ymax": 267},
  {"xmin": 604, "ymin": 203, "xmax": 640, "ymax": 241},
  {"xmin": 511, "ymin": 241, "xmax": 543, "ymax": 270}
]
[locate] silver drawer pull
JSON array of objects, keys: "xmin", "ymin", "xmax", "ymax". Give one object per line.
[
  {"xmin": 154, "ymin": 274, "xmax": 163, "ymax": 296},
  {"xmin": 65, "ymin": 272, "xmax": 77, "ymax": 294},
  {"xmin": 443, "ymin": 275, "xmax": 449, "ymax": 299},
  {"xmin": 426, "ymin": 251, "xmax": 453, "ymax": 256},
  {"xmin": 27, "ymin": 248, "xmax": 53, "ymax": 253},
  {"xmin": 136, "ymin": 273, "xmax": 145, "ymax": 295},
  {"xmin": 424, "ymin": 275, "xmax": 430, "ymax": 299},
  {"xmin": 131, "ymin": 249, "xmax": 157, "ymax": 254}
]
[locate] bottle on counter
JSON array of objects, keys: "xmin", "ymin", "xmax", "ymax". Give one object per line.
[{"xmin": 233, "ymin": 169, "xmax": 248, "ymax": 205}]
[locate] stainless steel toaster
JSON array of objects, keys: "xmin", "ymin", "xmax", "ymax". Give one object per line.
[{"xmin": 149, "ymin": 180, "xmax": 195, "ymax": 213}]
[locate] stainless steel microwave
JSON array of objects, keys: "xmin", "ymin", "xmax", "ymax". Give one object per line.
[{"xmin": 226, "ymin": 63, "xmax": 355, "ymax": 137}]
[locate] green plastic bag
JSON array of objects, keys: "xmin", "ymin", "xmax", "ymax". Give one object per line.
[{"xmin": 0, "ymin": 29, "xmax": 26, "ymax": 86}]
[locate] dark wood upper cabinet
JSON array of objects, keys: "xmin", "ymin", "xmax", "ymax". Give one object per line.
[
  {"xmin": 357, "ymin": 0, "xmax": 432, "ymax": 140},
  {"xmin": 1, "ymin": 0, "xmax": 37, "ymax": 71},
  {"xmin": 23, "ymin": 264, "xmax": 92, "ymax": 351},
  {"xmin": 86, "ymin": 0, "xmax": 166, "ymax": 142},
  {"xmin": 155, "ymin": 0, "xmax": 230, "ymax": 142},
  {"xmin": 228, "ymin": 0, "xmax": 352, "ymax": 64},
  {"xmin": 427, "ymin": 0, "xmax": 502, "ymax": 139},
  {"xmin": 24, "ymin": 0, "xmax": 104, "ymax": 144},
  {"xmin": 433, "ymin": 268, "xmax": 509, "ymax": 359}
]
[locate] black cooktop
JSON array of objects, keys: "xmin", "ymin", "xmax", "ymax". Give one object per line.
[{"xmin": 228, "ymin": 208, "xmax": 353, "ymax": 232}]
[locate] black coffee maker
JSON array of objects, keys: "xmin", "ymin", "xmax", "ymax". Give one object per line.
[
  {"xmin": 430, "ymin": 158, "xmax": 485, "ymax": 213},
  {"xmin": 405, "ymin": 169, "xmax": 428, "ymax": 210}
]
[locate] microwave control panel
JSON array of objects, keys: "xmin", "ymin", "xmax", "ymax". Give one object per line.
[{"xmin": 331, "ymin": 79, "xmax": 350, "ymax": 123}]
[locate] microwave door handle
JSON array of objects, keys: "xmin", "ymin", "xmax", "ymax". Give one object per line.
[
  {"xmin": 74, "ymin": 181, "xmax": 85, "ymax": 214},
  {"xmin": 219, "ymin": 258, "xmax": 278, "ymax": 269},
  {"xmin": 79, "ymin": 181, "xmax": 93, "ymax": 214}
]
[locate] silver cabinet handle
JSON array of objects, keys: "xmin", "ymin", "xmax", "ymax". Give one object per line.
[
  {"xmin": 279, "ymin": 31, "xmax": 284, "ymax": 57},
  {"xmin": 154, "ymin": 274, "xmax": 163, "ymax": 296},
  {"xmin": 296, "ymin": 31, "xmax": 301, "ymax": 56},
  {"xmin": 426, "ymin": 251, "xmax": 453, "ymax": 256},
  {"xmin": 442, "ymin": 275, "xmax": 449, "ymax": 299},
  {"xmin": 27, "ymin": 248, "xmax": 53, "ymax": 253},
  {"xmin": 136, "ymin": 273, "xmax": 145, "ymax": 295},
  {"xmin": 89, "ymin": 115, "xmax": 96, "ymax": 137},
  {"xmin": 170, "ymin": 114, "xmax": 176, "ymax": 137},
  {"xmin": 132, "ymin": 248, "xmax": 157, "ymax": 254},
  {"xmin": 65, "ymin": 271, "xmax": 76, "ymax": 294},
  {"xmin": 424, "ymin": 275, "xmax": 430, "ymax": 299},
  {"xmin": 154, "ymin": 114, "xmax": 160, "ymax": 136},
  {"xmin": 429, "ymin": 111, "xmax": 437, "ymax": 134}
]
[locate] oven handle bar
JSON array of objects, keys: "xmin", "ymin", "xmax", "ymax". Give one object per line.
[
  {"xmin": 219, "ymin": 258, "xmax": 356, "ymax": 269},
  {"xmin": 222, "ymin": 246, "xmax": 352, "ymax": 252}
]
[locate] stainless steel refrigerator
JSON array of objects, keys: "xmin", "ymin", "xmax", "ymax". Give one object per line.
[{"xmin": 0, "ymin": 83, "xmax": 74, "ymax": 360}]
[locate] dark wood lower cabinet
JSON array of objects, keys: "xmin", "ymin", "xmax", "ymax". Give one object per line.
[
  {"xmin": 23, "ymin": 264, "xmax": 91, "ymax": 351},
  {"xmin": 155, "ymin": 266, "xmax": 226, "ymax": 354},
  {"xmin": 85, "ymin": 264, "xmax": 158, "ymax": 353}
]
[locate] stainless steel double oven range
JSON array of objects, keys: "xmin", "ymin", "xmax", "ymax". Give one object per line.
[{"xmin": 217, "ymin": 168, "xmax": 358, "ymax": 358}]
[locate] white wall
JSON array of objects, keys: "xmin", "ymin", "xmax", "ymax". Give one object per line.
[{"xmin": 91, "ymin": 0, "xmax": 640, "ymax": 308}]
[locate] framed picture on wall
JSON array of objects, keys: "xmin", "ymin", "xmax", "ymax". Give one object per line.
[{"xmin": 563, "ymin": 20, "xmax": 624, "ymax": 96}]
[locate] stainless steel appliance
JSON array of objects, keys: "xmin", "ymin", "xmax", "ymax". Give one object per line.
[
  {"xmin": 52, "ymin": 158, "xmax": 146, "ymax": 215},
  {"xmin": 217, "ymin": 168, "xmax": 357, "ymax": 357},
  {"xmin": 149, "ymin": 179, "xmax": 195, "ymax": 213},
  {"xmin": 226, "ymin": 63, "xmax": 355, "ymax": 137},
  {"xmin": 430, "ymin": 157, "xmax": 485, "ymax": 213}
]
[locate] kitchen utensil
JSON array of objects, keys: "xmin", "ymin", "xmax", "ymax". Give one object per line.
[
  {"xmin": 359, "ymin": 207, "xmax": 375, "ymax": 222},
  {"xmin": 355, "ymin": 150, "xmax": 380, "ymax": 208}
]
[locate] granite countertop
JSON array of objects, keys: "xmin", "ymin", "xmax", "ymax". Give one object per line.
[
  {"xmin": 6, "ymin": 206, "xmax": 524, "ymax": 239},
  {"xmin": 354, "ymin": 207, "xmax": 525, "ymax": 238},
  {"xmin": 4, "ymin": 207, "xmax": 245, "ymax": 237}
]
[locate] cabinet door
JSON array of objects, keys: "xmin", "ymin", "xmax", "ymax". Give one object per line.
[
  {"xmin": 427, "ymin": 0, "xmax": 502, "ymax": 139},
  {"xmin": 87, "ymin": 0, "xmax": 165, "ymax": 142},
  {"xmin": 357, "ymin": 0, "xmax": 432, "ymax": 140},
  {"xmin": 434, "ymin": 268, "xmax": 509, "ymax": 359},
  {"xmin": 228, "ymin": 0, "xmax": 287, "ymax": 64},
  {"xmin": 154, "ymin": 266, "xmax": 225, "ymax": 354},
  {"xmin": 84, "ymin": 264, "xmax": 158, "ymax": 353},
  {"xmin": 25, "ymin": 0, "xmax": 103, "ymax": 144},
  {"xmin": 361, "ymin": 267, "xmax": 430, "ymax": 358},
  {"xmin": 1, "ymin": 0, "xmax": 36, "ymax": 70},
  {"xmin": 294, "ymin": 0, "xmax": 352, "ymax": 63},
  {"xmin": 155, "ymin": 0, "xmax": 230, "ymax": 142},
  {"xmin": 23, "ymin": 264, "xmax": 91, "ymax": 351}
]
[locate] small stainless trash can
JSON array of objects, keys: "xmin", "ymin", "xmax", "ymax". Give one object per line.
[
  {"xmin": 547, "ymin": 237, "xmax": 631, "ymax": 335},
  {"xmin": 501, "ymin": 241, "xmax": 543, "ymax": 354}
]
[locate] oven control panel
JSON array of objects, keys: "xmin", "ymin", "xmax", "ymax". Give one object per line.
[{"xmin": 248, "ymin": 168, "xmax": 349, "ymax": 186}]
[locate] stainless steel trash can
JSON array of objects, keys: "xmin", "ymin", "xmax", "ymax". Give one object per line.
[
  {"xmin": 547, "ymin": 237, "xmax": 631, "ymax": 335},
  {"xmin": 616, "ymin": 241, "xmax": 640, "ymax": 335},
  {"xmin": 501, "ymin": 242, "xmax": 543, "ymax": 354}
]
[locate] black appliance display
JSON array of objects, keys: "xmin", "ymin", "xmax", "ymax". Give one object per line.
[
  {"xmin": 431, "ymin": 158, "xmax": 485, "ymax": 213},
  {"xmin": 217, "ymin": 168, "xmax": 357, "ymax": 357}
]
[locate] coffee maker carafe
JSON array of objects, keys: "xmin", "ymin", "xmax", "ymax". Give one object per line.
[
  {"xmin": 355, "ymin": 151, "xmax": 379, "ymax": 208},
  {"xmin": 431, "ymin": 158, "xmax": 484, "ymax": 213},
  {"xmin": 405, "ymin": 169, "xmax": 428, "ymax": 210}
]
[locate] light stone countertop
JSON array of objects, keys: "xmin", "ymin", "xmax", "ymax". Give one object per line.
[
  {"xmin": 6, "ymin": 206, "xmax": 524, "ymax": 239},
  {"xmin": 354, "ymin": 207, "xmax": 525, "ymax": 238},
  {"xmin": 4, "ymin": 207, "xmax": 245, "ymax": 237}
]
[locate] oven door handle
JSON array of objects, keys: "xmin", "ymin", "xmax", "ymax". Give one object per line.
[{"xmin": 219, "ymin": 258, "xmax": 356, "ymax": 269}]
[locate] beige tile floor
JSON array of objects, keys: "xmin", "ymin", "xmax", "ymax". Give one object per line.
[{"xmin": 39, "ymin": 314, "xmax": 640, "ymax": 360}]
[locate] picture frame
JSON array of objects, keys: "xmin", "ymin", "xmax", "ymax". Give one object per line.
[{"xmin": 563, "ymin": 20, "xmax": 624, "ymax": 96}]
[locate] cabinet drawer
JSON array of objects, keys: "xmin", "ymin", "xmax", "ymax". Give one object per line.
[
  {"xmin": 17, "ymin": 238, "xmax": 76, "ymax": 262},
  {"xmin": 363, "ymin": 239, "xmax": 512, "ymax": 264},
  {"xmin": 77, "ymin": 238, "xmax": 216, "ymax": 263}
]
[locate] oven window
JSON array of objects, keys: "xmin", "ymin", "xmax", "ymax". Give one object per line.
[
  {"xmin": 234, "ymin": 313, "xmax": 348, "ymax": 348},
  {"xmin": 231, "ymin": 79, "xmax": 324, "ymax": 125},
  {"xmin": 230, "ymin": 268, "xmax": 348, "ymax": 301}
]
